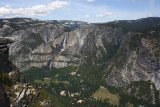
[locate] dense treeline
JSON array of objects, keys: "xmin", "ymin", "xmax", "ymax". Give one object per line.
[{"xmin": 24, "ymin": 66, "xmax": 160, "ymax": 107}]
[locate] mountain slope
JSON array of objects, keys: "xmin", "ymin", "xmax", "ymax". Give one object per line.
[
  {"xmin": 0, "ymin": 37, "xmax": 66, "ymax": 107},
  {"xmin": 50, "ymin": 17, "xmax": 160, "ymax": 105},
  {"xmin": 0, "ymin": 17, "xmax": 160, "ymax": 106},
  {"xmin": 52, "ymin": 17, "xmax": 160, "ymax": 89},
  {"xmin": 1, "ymin": 18, "xmax": 69, "ymax": 72}
]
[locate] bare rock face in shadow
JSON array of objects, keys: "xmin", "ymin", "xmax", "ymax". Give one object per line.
[
  {"xmin": 0, "ymin": 37, "xmax": 14, "ymax": 74},
  {"xmin": 0, "ymin": 83, "xmax": 10, "ymax": 107},
  {"xmin": 0, "ymin": 37, "xmax": 14, "ymax": 107}
]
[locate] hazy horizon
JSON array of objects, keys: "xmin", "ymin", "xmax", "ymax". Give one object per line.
[
  {"xmin": 1, "ymin": 16, "xmax": 160, "ymax": 24},
  {"xmin": 0, "ymin": 0, "xmax": 160, "ymax": 23}
]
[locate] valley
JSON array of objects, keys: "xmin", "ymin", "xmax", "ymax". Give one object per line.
[{"xmin": 0, "ymin": 17, "xmax": 160, "ymax": 106}]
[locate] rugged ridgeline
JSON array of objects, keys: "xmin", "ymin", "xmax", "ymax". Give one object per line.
[
  {"xmin": 46, "ymin": 20, "xmax": 92, "ymax": 29},
  {"xmin": 0, "ymin": 37, "xmax": 56, "ymax": 107},
  {"xmin": 0, "ymin": 17, "xmax": 160, "ymax": 105}
]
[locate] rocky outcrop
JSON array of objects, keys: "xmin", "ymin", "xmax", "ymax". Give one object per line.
[
  {"xmin": 0, "ymin": 37, "xmax": 14, "ymax": 107},
  {"xmin": 106, "ymin": 32, "xmax": 160, "ymax": 91},
  {"xmin": 0, "ymin": 37, "xmax": 52, "ymax": 107},
  {"xmin": 7, "ymin": 23, "xmax": 66, "ymax": 71},
  {"xmin": 7, "ymin": 71, "xmax": 40, "ymax": 107},
  {"xmin": 0, "ymin": 37, "xmax": 14, "ymax": 74}
]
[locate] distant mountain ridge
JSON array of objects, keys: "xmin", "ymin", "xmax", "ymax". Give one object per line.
[
  {"xmin": 45, "ymin": 20, "xmax": 92, "ymax": 29},
  {"xmin": 101, "ymin": 17, "xmax": 160, "ymax": 32}
]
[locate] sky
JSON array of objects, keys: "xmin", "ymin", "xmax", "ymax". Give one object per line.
[{"xmin": 0, "ymin": 0, "xmax": 160, "ymax": 23}]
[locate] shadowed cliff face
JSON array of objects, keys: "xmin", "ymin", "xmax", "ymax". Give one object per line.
[
  {"xmin": 0, "ymin": 37, "xmax": 14, "ymax": 74},
  {"xmin": 0, "ymin": 83, "xmax": 10, "ymax": 107},
  {"xmin": 0, "ymin": 37, "xmax": 14, "ymax": 107}
]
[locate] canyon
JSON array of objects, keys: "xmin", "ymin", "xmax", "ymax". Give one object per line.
[{"xmin": 0, "ymin": 17, "xmax": 160, "ymax": 106}]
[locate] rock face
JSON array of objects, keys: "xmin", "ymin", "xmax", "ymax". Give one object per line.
[
  {"xmin": 7, "ymin": 71, "xmax": 42, "ymax": 107},
  {"xmin": 6, "ymin": 19, "xmax": 66, "ymax": 71},
  {"xmin": 0, "ymin": 37, "xmax": 14, "ymax": 107},
  {"xmin": 2, "ymin": 67, "xmax": 52, "ymax": 107},
  {"xmin": 0, "ymin": 37, "xmax": 14, "ymax": 73},
  {"xmin": 0, "ymin": 17, "xmax": 160, "ymax": 93},
  {"xmin": 52, "ymin": 25, "xmax": 123, "ymax": 68},
  {"xmin": 0, "ymin": 37, "xmax": 52, "ymax": 107},
  {"xmin": 0, "ymin": 83, "xmax": 10, "ymax": 107},
  {"xmin": 52, "ymin": 18, "xmax": 160, "ymax": 92},
  {"xmin": 106, "ymin": 34, "xmax": 160, "ymax": 89}
]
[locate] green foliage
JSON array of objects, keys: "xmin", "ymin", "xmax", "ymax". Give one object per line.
[
  {"xmin": 23, "ymin": 33, "xmax": 45, "ymax": 49},
  {"xmin": 73, "ymin": 98, "xmax": 116, "ymax": 107},
  {"xmin": 23, "ymin": 38, "xmax": 122, "ymax": 105},
  {"xmin": 50, "ymin": 45, "xmax": 56, "ymax": 54},
  {"xmin": 129, "ymin": 35, "xmax": 141, "ymax": 51},
  {"xmin": 93, "ymin": 87, "xmax": 119, "ymax": 106},
  {"xmin": 64, "ymin": 27, "xmax": 72, "ymax": 32},
  {"xmin": 24, "ymin": 67, "xmax": 52, "ymax": 81},
  {"xmin": 16, "ymin": 32, "xmax": 45, "ymax": 56},
  {"xmin": 121, "ymin": 80, "xmax": 160, "ymax": 106},
  {"xmin": 17, "ymin": 47, "xmax": 30, "ymax": 54},
  {"xmin": 60, "ymin": 50, "xmax": 69, "ymax": 56},
  {"xmin": 129, "ymin": 81, "xmax": 152, "ymax": 98},
  {"xmin": 119, "ymin": 95, "xmax": 143, "ymax": 107},
  {"xmin": 16, "ymin": 33, "xmax": 45, "ymax": 58},
  {"xmin": 0, "ymin": 73, "xmax": 12, "ymax": 86},
  {"xmin": 21, "ymin": 18, "xmax": 160, "ymax": 106},
  {"xmin": 101, "ymin": 80, "xmax": 160, "ymax": 107},
  {"xmin": 24, "ymin": 66, "xmax": 76, "ymax": 106},
  {"xmin": 24, "ymin": 64, "xmax": 103, "ymax": 105},
  {"xmin": 102, "ymin": 40, "xmax": 121, "ymax": 61},
  {"xmin": 29, "ymin": 89, "xmax": 64, "ymax": 107},
  {"xmin": 23, "ymin": 58, "xmax": 160, "ymax": 107},
  {"xmin": 114, "ymin": 44, "xmax": 128, "ymax": 69}
]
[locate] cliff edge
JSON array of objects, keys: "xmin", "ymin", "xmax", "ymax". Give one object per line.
[{"xmin": 0, "ymin": 37, "xmax": 14, "ymax": 107}]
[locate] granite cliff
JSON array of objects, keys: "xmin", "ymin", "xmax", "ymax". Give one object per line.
[
  {"xmin": 0, "ymin": 17, "xmax": 160, "ymax": 105},
  {"xmin": 0, "ymin": 37, "xmax": 55, "ymax": 107},
  {"xmin": 52, "ymin": 17, "xmax": 160, "ymax": 92},
  {"xmin": 0, "ymin": 37, "xmax": 13, "ymax": 107}
]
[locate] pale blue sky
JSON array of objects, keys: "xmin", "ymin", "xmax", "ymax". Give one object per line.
[{"xmin": 0, "ymin": 0, "xmax": 159, "ymax": 22}]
